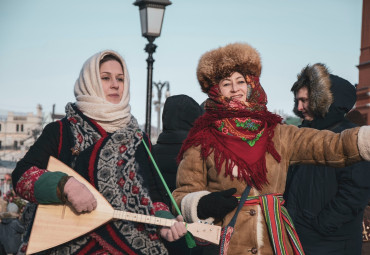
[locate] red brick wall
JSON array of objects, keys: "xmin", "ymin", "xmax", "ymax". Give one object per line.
[{"xmin": 356, "ymin": 0, "xmax": 370, "ymax": 125}]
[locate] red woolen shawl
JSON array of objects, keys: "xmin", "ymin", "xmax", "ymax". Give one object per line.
[{"xmin": 178, "ymin": 75, "xmax": 282, "ymax": 190}]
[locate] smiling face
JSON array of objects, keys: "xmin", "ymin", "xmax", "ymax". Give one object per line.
[
  {"xmin": 100, "ymin": 60, "xmax": 124, "ymax": 104},
  {"xmin": 295, "ymin": 86, "xmax": 314, "ymax": 121},
  {"xmin": 219, "ymin": 72, "xmax": 249, "ymax": 103}
]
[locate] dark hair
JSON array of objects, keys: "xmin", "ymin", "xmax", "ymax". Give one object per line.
[{"xmin": 99, "ymin": 54, "xmax": 124, "ymax": 70}]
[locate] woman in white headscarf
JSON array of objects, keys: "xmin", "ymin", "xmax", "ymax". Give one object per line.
[{"xmin": 12, "ymin": 50, "xmax": 186, "ymax": 254}]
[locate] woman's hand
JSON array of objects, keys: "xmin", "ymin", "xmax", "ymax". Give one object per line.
[
  {"xmin": 159, "ymin": 215, "xmax": 187, "ymax": 242},
  {"xmin": 63, "ymin": 177, "xmax": 97, "ymax": 213}
]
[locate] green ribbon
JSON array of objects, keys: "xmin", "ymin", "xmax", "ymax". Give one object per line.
[{"xmin": 142, "ymin": 138, "xmax": 196, "ymax": 248}]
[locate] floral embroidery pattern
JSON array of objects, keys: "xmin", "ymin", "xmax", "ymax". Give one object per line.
[
  {"xmin": 141, "ymin": 197, "xmax": 149, "ymax": 206},
  {"xmin": 117, "ymin": 178, "xmax": 125, "ymax": 187},
  {"xmin": 215, "ymin": 117, "xmax": 264, "ymax": 146},
  {"xmin": 16, "ymin": 166, "xmax": 48, "ymax": 203},
  {"xmin": 235, "ymin": 118, "xmax": 260, "ymax": 131},
  {"xmin": 153, "ymin": 202, "xmax": 170, "ymax": 213}
]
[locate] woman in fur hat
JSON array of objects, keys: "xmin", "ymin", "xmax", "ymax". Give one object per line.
[
  {"xmin": 11, "ymin": 50, "xmax": 186, "ymax": 254},
  {"xmin": 172, "ymin": 43, "xmax": 370, "ymax": 255}
]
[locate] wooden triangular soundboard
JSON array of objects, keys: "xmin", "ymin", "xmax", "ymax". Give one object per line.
[{"xmin": 26, "ymin": 156, "xmax": 220, "ymax": 254}]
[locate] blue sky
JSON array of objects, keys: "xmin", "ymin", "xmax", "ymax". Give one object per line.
[{"xmin": 0, "ymin": 0, "xmax": 363, "ymax": 126}]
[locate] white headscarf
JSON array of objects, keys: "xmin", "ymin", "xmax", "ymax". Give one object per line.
[{"xmin": 74, "ymin": 50, "xmax": 131, "ymax": 133}]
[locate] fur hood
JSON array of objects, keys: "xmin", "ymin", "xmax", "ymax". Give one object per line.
[
  {"xmin": 196, "ymin": 43, "xmax": 262, "ymax": 93},
  {"xmin": 291, "ymin": 63, "xmax": 333, "ymax": 118}
]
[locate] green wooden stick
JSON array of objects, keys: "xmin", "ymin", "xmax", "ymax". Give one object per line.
[
  {"xmin": 142, "ymin": 139, "xmax": 181, "ymax": 215},
  {"xmin": 142, "ymin": 138, "xmax": 196, "ymax": 248}
]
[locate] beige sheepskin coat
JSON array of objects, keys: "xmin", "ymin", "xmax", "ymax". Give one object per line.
[{"xmin": 173, "ymin": 124, "xmax": 370, "ymax": 255}]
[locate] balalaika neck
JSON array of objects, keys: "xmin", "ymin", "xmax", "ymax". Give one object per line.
[{"xmin": 113, "ymin": 210, "xmax": 178, "ymax": 228}]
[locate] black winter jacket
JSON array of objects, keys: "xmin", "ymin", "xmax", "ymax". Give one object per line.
[
  {"xmin": 152, "ymin": 95, "xmax": 204, "ymax": 193},
  {"xmin": 0, "ymin": 215, "xmax": 25, "ymax": 254},
  {"xmin": 152, "ymin": 95, "xmax": 204, "ymax": 255},
  {"xmin": 285, "ymin": 70, "xmax": 370, "ymax": 255}
]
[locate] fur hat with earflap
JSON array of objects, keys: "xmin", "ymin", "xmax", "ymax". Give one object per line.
[{"xmin": 196, "ymin": 43, "xmax": 262, "ymax": 93}]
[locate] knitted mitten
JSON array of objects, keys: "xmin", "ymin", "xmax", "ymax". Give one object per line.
[
  {"xmin": 197, "ymin": 188, "xmax": 238, "ymax": 219},
  {"xmin": 63, "ymin": 177, "xmax": 97, "ymax": 213}
]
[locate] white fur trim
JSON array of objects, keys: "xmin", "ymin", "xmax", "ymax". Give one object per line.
[
  {"xmin": 256, "ymin": 205, "xmax": 264, "ymax": 255},
  {"xmin": 180, "ymin": 191, "xmax": 215, "ymax": 224},
  {"xmin": 358, "ymin": 126, "xmax": 370, "ymax": 161},
  {"xmin": 232, "ymin": 164, "xmax": 238, "ymax": 178}
]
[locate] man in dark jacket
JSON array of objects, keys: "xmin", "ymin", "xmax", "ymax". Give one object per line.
[
  {"xmin": 152, "ymin": 94, "xmax": 204, "ymax": 255},
  {"xmin": 284, "ymin": 63, "xmax": 370, "ymax": 255}
]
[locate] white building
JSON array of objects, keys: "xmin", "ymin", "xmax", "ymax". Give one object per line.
[{"xmin": 0, "ymin": 105, "xmax": 43, "ymax": 162}]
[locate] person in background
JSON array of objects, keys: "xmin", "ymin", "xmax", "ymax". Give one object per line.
[
  {"xmin": 284, "ymin": 63, "xmax": 370, "ymax": 255},
  {"xmin": 0, "ymin": 202, "xmax": 25, "ymax": 255},
  {"xmin": 16, "ymin": 202, "xmax": 36, "ymax": 255},
  {"xmin": 0, "ymin": 173, "xmax": 12, "ymax": 197},
  {"xmin": 172, "ymin": 42, "xmax": 370, "ymax": 255},
  {"xmin": 152, "ymin": 94, "xmax": 204, "ymax": 255},
  {"xmin": 0, "ymin": 191, "xmax": 7, "ymax": 213},
  {"xmin": 153, "ymin": 94, "xmax": 204, "ymax": 195},
  {"xmin": 11, "ymin": 50, "xmax": 186, "ymax": 254}
]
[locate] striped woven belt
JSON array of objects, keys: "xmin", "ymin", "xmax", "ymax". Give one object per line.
[{"xmin": 236, "ymin": 193, "xmax": 305, "ymax": 255}]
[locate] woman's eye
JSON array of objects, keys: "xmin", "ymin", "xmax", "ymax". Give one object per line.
[
  {"xmin": 222, "ymin": 83, "xmax": 230, "ymax": 87},
  {"xmin": 238, "ymin": 80, "xmax": 246, "ymax": 84},
  {"xmin": 101, "ymin": 77, "xmax": 110, "ymax": 81},
  {"xmin": 117, "ymin": 78, "xmax": 124, "ymax": 82}
]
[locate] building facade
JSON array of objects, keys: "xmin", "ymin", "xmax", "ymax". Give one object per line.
[
  {"xmin": 355, "ymin": 0, "xmax": 370, "ymax": 124},
  {"xmin": 0, "ymin": 104, "xmax": 43, "ymax": 154},
  {"xmin": 0, "ymin": 105, "xmax": 43, "ymax": 183}
]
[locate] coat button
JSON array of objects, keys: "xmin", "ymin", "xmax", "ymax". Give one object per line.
[
  {"xmin": 249, "ymin": 209, "xmax": 256, "ymax": 216},
  {"xmin": 250, "ymin": 247, "xmax": 257, "ymax": 254}
]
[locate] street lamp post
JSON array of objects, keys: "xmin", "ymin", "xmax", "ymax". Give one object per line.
[
  {"xmin": 133, "ymin": 0, "xmax": 172, "ymax": 138},
  {"xmin": 153, "ymin": 81, "xmax": 170, "ymax": 136}
]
